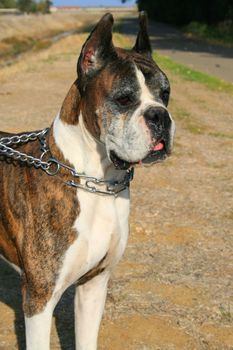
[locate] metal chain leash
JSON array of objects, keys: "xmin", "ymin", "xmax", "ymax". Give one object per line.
[
  {"xmin": 0, "ymin": 129, "xmax": 48, "ymax": 146},
  {"xmin": 0, "ymin": 128, "xmax": 51, "ymax": 171},
  {"xmin": 0, "ymin": 128, "xmax": 134, "ymax": 196}
]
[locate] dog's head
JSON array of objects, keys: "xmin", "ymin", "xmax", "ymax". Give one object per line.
[{"xmin": 62, "ymin": 12, "xmax": 175, "ymax": 170}]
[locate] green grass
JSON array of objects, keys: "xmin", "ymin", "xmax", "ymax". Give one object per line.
[
  {"xmin": 208, "ymin": 131, "xmax": 233, "ymax": 139},
  {"xmin": 184, "ymin": 21, "xmax": 233, "ymax": 47},
  {"xmin": 173, "ymin": 106, "xmax": 208, "ymax": 135},
  {"xmin": 173, "ymin": 105, "xmax": 233, "ymax": 138},
  {"xmin": 153, "ymin": 52, "xmax": 233, "ymax": 93},
  {"xmin": 0, "ymin": 29, "xmax": 68, "ymax": 62},
  {"xmin": 0, "ymin": 36, "xmax": 52, "ymax": 61},
  {"xmin": 219, "ymin": 304, "xmax": 232, "ymax": 323}
]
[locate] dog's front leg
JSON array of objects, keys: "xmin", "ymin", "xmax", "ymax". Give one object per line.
[
  {"xmin": 75, "ymin": 271, "xmax": 110, "ymax": 350},
  {"xmin": 24, "ymin": 298, "xmax": 56, "ymax": 350}
]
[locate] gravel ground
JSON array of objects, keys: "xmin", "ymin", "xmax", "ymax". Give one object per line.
[{"xmin": 0, "ymin": 11, "xmax": 233, "ymax": 350}]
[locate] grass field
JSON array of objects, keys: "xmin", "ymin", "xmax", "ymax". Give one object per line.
[
  {"xmin": 153, "ymin": 52, "xmax": 233, "ymax": 93},
  {"xmin": 0, "ymin": 11, "xmax": 233, "ymax": 350},
  {"xmin": 184, "ymin": 21, "xmax": 233, "ymax": 48},
  {"xmin": 0, "ymin": 9, "xmax": 134, "ymax": 64}
]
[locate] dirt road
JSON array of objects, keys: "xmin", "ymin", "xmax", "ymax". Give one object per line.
[
  {"xmin": 0, "ymin": 11, "xmax": 233, "ymax": 350},
  {"xmin": 121, "ymin": 17, "xmax": 233, "ymax": 83}
]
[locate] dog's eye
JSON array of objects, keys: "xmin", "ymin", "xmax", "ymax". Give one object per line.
[
  {"xmin": 161, "ymin": 90, "xmax": 170, "ymax": 106},
  {"xmin": 116, "ymin": 95, "xmax": 131, "ymax": 106}
]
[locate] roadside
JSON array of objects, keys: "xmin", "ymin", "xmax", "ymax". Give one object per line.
[
  {"xmin": 120, "ymin": 17, "xmax": 233, "ymax": 83},
  {"xmin": 1, "ymin": 10, "xmax": 233, "ymax": 84}
]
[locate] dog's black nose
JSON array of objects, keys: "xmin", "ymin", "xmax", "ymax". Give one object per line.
[{"xmin": 144, "ymin": 107, "xmax": 171, "ymax": 129}]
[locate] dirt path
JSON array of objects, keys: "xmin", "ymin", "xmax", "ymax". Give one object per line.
[
  {"xmin": 120, "ymin": 16, "xmax": 233, "ymax": 83},
  {"xmin": 0, "ymin": 12, "xmax": 233, "ymax": 350}
]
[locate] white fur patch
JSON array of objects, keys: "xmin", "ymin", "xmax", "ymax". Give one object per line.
[
  {"xmin": 135, "ymin": 66, "xmax": 165, "ymax": 110},
  {"xmin": 53, "ymin": 114, "xmax": 105, "ymax": 177},
  {"xmin": 0, "ymin": 254, "xmax": 21, "ymax": 274},
  {"xmin": 53, "ymin": 114, "xmax": 130, "ymax": 296},
  {"xmin": 169, "ymin": 115, "xmax": 176, "ymax": 148},
  {"xmin": 25, "ymin": 299, "xmax": 56, "ymax": 350},
  {"xmin": 75, "ymin": 271, "xmax": 110, "ymax": 349}
]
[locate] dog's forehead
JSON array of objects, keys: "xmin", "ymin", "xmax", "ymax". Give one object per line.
[
  {"xmin": 105, "ymin": 48, "xmax": 170, "ymax": 92},
  {"xmin": 131, "ymin": 51, "xmax": 169, "ymax": 90}
]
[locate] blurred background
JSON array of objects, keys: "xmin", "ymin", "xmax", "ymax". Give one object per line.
[{"xmin": 0, "ymin": 1, "xmax": 233, "ymax": 350}]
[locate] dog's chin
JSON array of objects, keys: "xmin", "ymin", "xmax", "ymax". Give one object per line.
[
  {"xmin": 110, "ymin": 151, "xmax": 131, "ymax": 170},
  {"xmin": 110, "ymin": 140, "xmax": 170, "ymax": 170}
]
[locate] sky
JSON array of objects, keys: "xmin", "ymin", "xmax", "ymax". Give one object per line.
[{"xmin": 53, "ymin": 0, "xmax": 136, "ymax": 7}]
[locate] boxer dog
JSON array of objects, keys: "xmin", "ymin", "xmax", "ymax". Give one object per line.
[{"xmin": 0, "ymin": 12, "xmax": 175, "ymax": 350}]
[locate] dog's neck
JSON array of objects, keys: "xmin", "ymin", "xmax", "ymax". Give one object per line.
[
  {"xmin": 52, "ymin": 115, "xmax": 126, "ymax": 182},
  {"xmin": 53, "ymin": 115, "xmax": 106, "ymax": 178}
]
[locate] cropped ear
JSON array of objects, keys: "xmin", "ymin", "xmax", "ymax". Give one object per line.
[
  {"xmin": 77, "ymin": 13, "xmax": 117, "ymax": 88},
  {"xmin": 133, "ymin": 11, "xmax": 152, "ymax": 56}
]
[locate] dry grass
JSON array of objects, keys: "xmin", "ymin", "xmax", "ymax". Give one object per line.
[
  {"xmin": 0, "ymin": 12, "xmax": 100, "ymax": 65},
  {"xmin": 0, "ymin": 12, "xmax": 90, "ymax": 42},
  {"xmin": 0, "ymin": 10, "xmax": 134, "ymax": 64}
]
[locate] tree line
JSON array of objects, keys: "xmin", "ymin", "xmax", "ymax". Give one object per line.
[
  {"xmin": 0, "ymin": 0, "xmax": 52, "ymax": 13},
  {"xmin": 137, "ymin": 0, "xmax": 233, "ymax": 25}
]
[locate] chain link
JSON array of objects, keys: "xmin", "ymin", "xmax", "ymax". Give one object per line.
[
  {"xmin": 0, "ymin": 128, "xmax": 134, "ymax": 196},
  {"xmin": 0, "ymin": 128, "xmax": 50, "ymax": 171},
  {"xmin": 0, "ymin": 129, "xmax": 48, "ymax": 146}
]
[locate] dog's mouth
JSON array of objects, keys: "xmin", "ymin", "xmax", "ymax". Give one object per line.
[
  {"xmin": 110, "ymin": 139, "xmax": 170, "ymax": 170},
  {"xmin": 141, "ymin": 140, "xmax": 168, "ymax": 165}
]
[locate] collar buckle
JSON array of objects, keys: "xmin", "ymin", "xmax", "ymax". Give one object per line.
[{"xmin": 66, "ymin": 168, "xmax": 134, "ymax": 196}]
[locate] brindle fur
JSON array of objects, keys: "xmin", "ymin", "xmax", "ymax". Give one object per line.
[
  {"xmin": 60, "ymin": 80, "xmax": 81, "ymax": 125},
  {"xmin": 0, "ymin": 130, "xmax": 79, "ymax": 316}
]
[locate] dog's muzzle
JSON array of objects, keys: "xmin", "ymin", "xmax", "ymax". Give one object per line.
[
  {"xmin": 144, "ymin": 106, "xmax": 171, "ymax": 131},
  {"xmin": 141, "ymin": 106, "xmax": 172, "ymax": 165},
  {"xmin": 110, "ymin": 106, "xmax": 174, "ymax": 170}
]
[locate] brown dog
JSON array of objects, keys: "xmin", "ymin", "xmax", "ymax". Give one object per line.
[{"xmin": 0, "ymin": 12, "xmax": 175, "ymax": 350}]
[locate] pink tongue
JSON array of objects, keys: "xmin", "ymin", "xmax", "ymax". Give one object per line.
[{"xmin": 153, "ymin": 142, "xmax": 164, "ymax": 151}]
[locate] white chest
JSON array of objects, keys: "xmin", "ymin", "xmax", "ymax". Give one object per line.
[{"xmin": 54, "ymin": 189, "xmax": 130, "ymax": 293}]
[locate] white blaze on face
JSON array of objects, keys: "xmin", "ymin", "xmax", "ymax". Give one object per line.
[
  {"xmin": 135, "ymin": 66, "xmax": 176, "ymax": 150},
  {"xmin": 135, "ymin": 66, "xmax": 164, "ymax": 111}
]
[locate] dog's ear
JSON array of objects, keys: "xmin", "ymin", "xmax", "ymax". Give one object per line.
[
  {"xmin": 133, "ymin": 11, "xmax": 152, "ymax": 56},
  {"xmin": 77, "ymin": 13, "xmax": 116, "ymax": 88}
]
